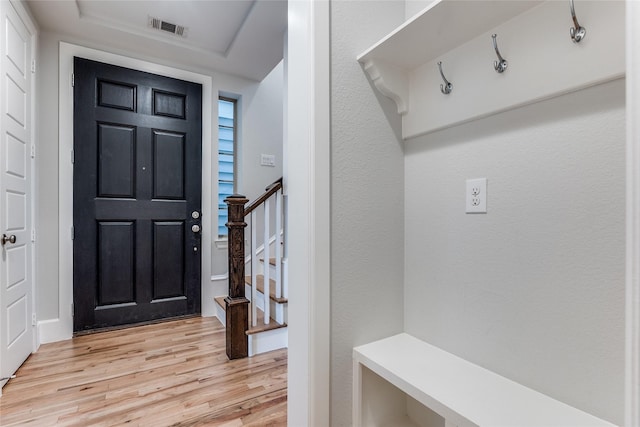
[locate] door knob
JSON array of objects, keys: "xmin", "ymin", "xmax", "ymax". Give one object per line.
[
  {"xmin": 191, "ymin": 225, "xmax": 200, "ymax": 233},
  {"xmin": 1, "ymin": 234, "xmax": 16, "ymax": 246}
]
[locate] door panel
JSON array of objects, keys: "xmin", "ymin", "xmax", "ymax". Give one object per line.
[
  {"xmin": 153, "ymin": 131, "xmax": 185, "ymax": 199},
  {"xmin": 73, "ymin": 58, "xmax": 202, "ymax": 331},
  {"xmin": 1, "ymin": 0, "xmax": 34, "ymax": 386},
  {"xmin": 153, "ymin": 221, "xmax": 185, "ymax": 299},
  {"xmin": 97, "ymin": 221, "xmax": 135, "ymax": 306},
  {"xmin": 98, "ymin": 80, "xmax": 136, "ymax": 110},
  {"xmin": 6, "ymin": 133, "xmax": 26, "ymax": 178},
  {"xmin": 97, "ymin": 124, "xmax": 136, "ymax": 198}
]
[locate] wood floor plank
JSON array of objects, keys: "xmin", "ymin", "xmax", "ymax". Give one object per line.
[{"xmin": 0, "ymin": 317, "xmax": 287, "ymax": 426}]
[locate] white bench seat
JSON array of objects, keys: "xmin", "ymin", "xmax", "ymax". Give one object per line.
[{"xmin": 353, "ymin": 333, "xmax": 616, "ymax": 427}]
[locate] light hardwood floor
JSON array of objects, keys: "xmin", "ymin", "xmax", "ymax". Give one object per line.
[{"xmin": 0, "ymin": 317, "xmax": 287, "ymax": 426}]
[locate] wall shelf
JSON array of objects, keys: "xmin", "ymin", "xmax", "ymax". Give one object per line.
[{"xmin": 357, "ymin": 0, "xmax": 625, "ymax": 139}]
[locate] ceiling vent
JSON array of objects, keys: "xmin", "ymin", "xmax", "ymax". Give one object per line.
[{"xmin": 148, "ymin": 16, "xmax": 187, "ymax": 37}]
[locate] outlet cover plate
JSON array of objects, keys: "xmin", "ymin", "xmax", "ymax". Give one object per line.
[
  {"xmin": 261, "ymin": 154, "xmax": 276, "ymax": 167},
  {"xmin": 466, "ymin": 178, "xmax": 487, "ymax": 213}
]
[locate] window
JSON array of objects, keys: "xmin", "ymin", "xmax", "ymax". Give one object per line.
[{"xmin": 218, "ymin": 97, "xmax": 236, "ymax": 237}]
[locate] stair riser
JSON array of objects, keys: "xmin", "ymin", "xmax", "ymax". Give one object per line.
[
  {"xmin": 256, "ymin": 264, "xmax": 281, "ymax": 293},
  {"xmin": 250, "ymin": 258, "xmax": 282, "ymax": 290},
  {"xmin": 245, "ymin": 284, "xmax": 286, "ymax": 324},
  {"xmin": 248, "ymin": 327, "xmax": 288, "ymax": 357},
  {"xmin": 214, "ymin": 301, "xmax": 226, "ymax": 327},
  {"xmin": 267, "ymin": 263, "xmax": 277, "ymax": 280}
]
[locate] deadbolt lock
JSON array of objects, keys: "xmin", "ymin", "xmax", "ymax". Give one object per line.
[{"xmin": 191, "ymin": 225, "xmax": 201, "ymax": 233}]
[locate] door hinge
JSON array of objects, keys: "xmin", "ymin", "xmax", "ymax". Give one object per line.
[
  {"xmin": 31, "ymin": 59, "xmax": 36, "ymax": 74},
  {"xmin": 71, "ymin": 73, "xmax": 74, "ymax": 87},
  {"xmin": 71, "ymin": 226, "xmax": 74, "ymax": 240},
  {"xmin": 30, "ymin": 144, "xmax": 35, "ymax": 159},
  {"xmin": 31, "ymin": 313, "xmax": 36, "ymax": 327},
  {"xmin": 71, "ymin": 149, "xmax": 74, "ymax": 164},
  {"xmin": 31, "ymin": 228, "xmax": 36, "ymax": 242},
  {"xmin": 71, "ymin": 303, "xmax": 74, "ymax": 317}
]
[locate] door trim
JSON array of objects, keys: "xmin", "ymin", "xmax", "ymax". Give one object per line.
[
  {"xmin": 43, "ymin": 42, "xmax": 212, "ymax": 343},
  {"xmin": 626, "ymin": 1, "xmax": 640, "ymax": 425},
  {"xmin": 286, "ymin": 0, "xmax": 330, "ymax": 425}
]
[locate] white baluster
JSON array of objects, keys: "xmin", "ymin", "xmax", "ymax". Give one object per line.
[
  {"xmin": 282, "ymin": 194, "xmax": 288, "ymax": 299},
  {"xmin": 263, "ymin": 198, "xmax": 270, "ymax": 324},
  {"xmin": 275, "ymin": 189, "xmax": 282, "ymax": 300},
  {"xmin": 251, "ymin": 210, "xmax": 258, "ymax": 327}
]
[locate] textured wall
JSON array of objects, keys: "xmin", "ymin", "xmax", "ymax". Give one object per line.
[
  {"xmin": 330, "ymin": 1, "xmax": 405, "ymax": 424},
  {"xmin": 404, "ymin": 79, "xmax": 625, "ymax": 424}
]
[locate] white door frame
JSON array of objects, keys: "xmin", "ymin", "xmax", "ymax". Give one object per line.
[
  {"xmin": 626, "ymin": 1, "xmax": 640, "ymax": 425},
  {"xmin": 46, "ymin": 42, "xmax": 213, "ymax": 342},
  {"xmin": 286, "ymin": 0, "xmax": 331, "ymax": 425}
]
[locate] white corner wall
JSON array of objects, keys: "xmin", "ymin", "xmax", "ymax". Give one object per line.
[
  {"xmin": 404, "ymin": 79, "xmax": 625, "ymax": 424},
  {"xmin": 330, "ymin": 1, "xmax": 406, "ymax": 424},
  {"xmin": 238, "ymin": 60, "xmax": 284, "ymax": 203},
  {"xmin": 211, "ymin": 61, "xmax": 284, "ymax": 278}
]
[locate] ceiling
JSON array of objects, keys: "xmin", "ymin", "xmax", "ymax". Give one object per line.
[{"xmin": 25, "ymin": 0, "xmax": 287, "ymax": 81}]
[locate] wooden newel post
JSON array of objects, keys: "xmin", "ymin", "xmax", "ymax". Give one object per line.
[{"xmin": 225, "ymin": 194, "xmax": 250, "ymax": 359}]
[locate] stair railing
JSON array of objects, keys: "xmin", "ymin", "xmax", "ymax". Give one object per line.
[
  {"xmin": 224, "ymin": 177, "xmax": 284, "ymax": 359},
  {"xmin": 245, "ymin": 177, "xmax": 284, "ymax": 327}
]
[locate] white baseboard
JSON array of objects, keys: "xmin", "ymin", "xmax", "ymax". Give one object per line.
[{"xmin": 38, "ymin": 319, "xmax": 72, "ymax": 344}]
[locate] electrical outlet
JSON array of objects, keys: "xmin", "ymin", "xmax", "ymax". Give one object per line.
[{"xmin": 466, "ymin": 178, "xmax": 487, "ymax": 213}]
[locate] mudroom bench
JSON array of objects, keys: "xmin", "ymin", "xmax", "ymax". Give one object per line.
[{"xmin": 353, "ymin": 333, "xmax": 616, "ymax": 427}]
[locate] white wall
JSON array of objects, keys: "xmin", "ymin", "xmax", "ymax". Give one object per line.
[
  {"xmin": 404, "ymin": 79, "xmax": 625, "ymax": 424},
  {"xmin": 405, "ymin": 0, "xmax": 433, "ymax": 20},
  {"xmin": 35, "ymin": 31, "xmax": 61, "ymax": 322},
  {"xmin": 238, "ymin": 61, "xmax": 284, "ymax": 203},
  {"xmin": 212, "ymin": 61, "xmax": 284, "ymax": 277},
  {"xmin": 35, "ymin": 31, "xmax": 283, "ymax": 330},
  {"xmin": 330, "ymin": 1, "xmax": 406, "ymax": 424}
]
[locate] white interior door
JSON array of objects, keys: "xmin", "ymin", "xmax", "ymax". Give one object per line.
[{"xmin": 0, "ymin": 0, "xmax": 35, "ymax": 388}]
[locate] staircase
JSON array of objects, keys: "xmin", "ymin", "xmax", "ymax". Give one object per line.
[{"xmin": 214, "ymin": 178, "xmax": 288, "ymax": 359}]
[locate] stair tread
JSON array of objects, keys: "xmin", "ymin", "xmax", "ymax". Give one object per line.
[
  {"xmin": 245, "ymin": 275, "xmax": 288, "ymax": 303},
  {"xmin": 259, "ymin": 257, "xmax": 277, "ymax": 266},
  {"xmin": 246, "ymin": 322, "xmax": 287, "ymax": 335},
  {"xmin": 215, "ymin": 295, "xmax": 286, "ymax": 335},
  {"xmin": 246, "ymin": 308, "xmax": 287, "ymax": 335},
  {"xmin": 214, "ymin": 296, "xmax": 226, "ymax": 309}
]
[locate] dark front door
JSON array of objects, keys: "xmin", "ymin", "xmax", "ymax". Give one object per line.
[{"xmin": 73, "ymin": 57, "xmax": 202, "ymax": 332}]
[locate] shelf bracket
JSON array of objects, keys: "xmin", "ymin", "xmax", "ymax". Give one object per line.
[{"xmin": 362, "ymin": 59, "xmax": 408, "ymax": 116}]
